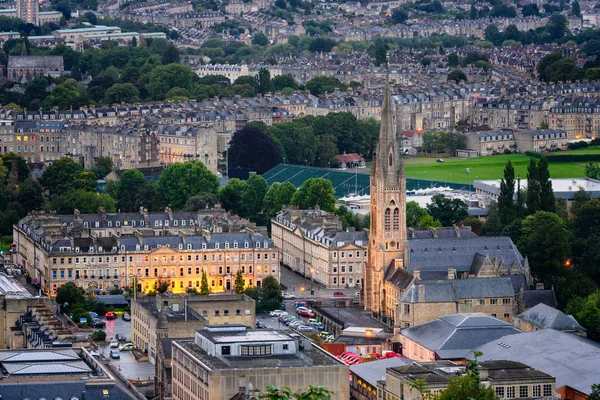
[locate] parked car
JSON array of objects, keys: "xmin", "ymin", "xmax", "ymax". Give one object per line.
[
  {"xmin": 309, "ymin": 321, "xmax": 325, "ymax": 330},
  {"xmin": 271, "ymin": 310, "xmax": 287, "ymax": 317},
  {"xmin": 105, "ymin": 311, "xmax": 116, "ymax": 320},
  {"xmin": 120, "ymin": 343, "xmax": 134, "ymax": 351},
  {"xmin": 289, "ymin": 321, "xmax": 305, "ymax": 328},
  {"xmin": 90, "ymin": 350, "xmax": 100, "ymax": 359},
  {"xmin": 295, "ymin": 301, "xmax": 307, "ymax": 309},
  {"xmin": 110, "ymin": 339, "xmax": 119, "ymax": 348},
  {"xmin": 115, "ymin": 333, "xmax": 126, "ymax": 341},
  {"xmin": 297, "ymin": 306, "xmax": 310, "ymax": 313},
  {"xmin": 91, "ymin": 319, "xmax": 105, "ymax": 328},
  {"xmin": 282, "ymin": 292, "xmax": 296, "ymax": 300},
  {"xmin": 333, "ymin": 292, "xmax": 346, "ymax": 297},
  {"xmin": 298, "ymin": 309, "xmax": 316, "ymax": 318},
  {"xmin": 110, "ymin": 350, "xmax": 120, "ymax": 359},
  {"xmin": 122, "ymin": 313, "xmax": 131, "ymax": 321},
  {"xmin": 283, "ymin": 317, "xmax": 296, "ymax": 325},
  {"xmin": 88, "ymin": 312, "xmax": 99, "ymax": 319},
  {"xmin": 319, "ymin": 331, "xmax": 332, "ymax": 339},
  {"xmin": 297, "ymin": 325, "xmax": 316, "ymax": 333},
  {"xmin": 436, "ymin": 158, "xmax": 445, "ymax": 163}
]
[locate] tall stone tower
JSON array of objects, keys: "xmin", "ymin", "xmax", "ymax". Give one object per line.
[
  {"xmin": 154, "ymin": 305, "xmax": 169, "ymax": 399},
  {"xmin": 16, "ymin": 0, "xmax": 39, "ymax": 26},
  {"xmin": 363, "ymin": 78, "xmax": 407, "ymax": 317}
]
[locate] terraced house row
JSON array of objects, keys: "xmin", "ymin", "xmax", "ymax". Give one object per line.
[{"xmin": 12, "ymin": 208, "xmax": 281, "ymax": 296}]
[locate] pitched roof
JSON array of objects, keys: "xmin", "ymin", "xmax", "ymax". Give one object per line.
[
  {"xmin": 517, "ymin": 303, "xmax": 585, "ymax": 332},
  {"xmin": 8, "ymin": 55, "xmax": 64, "ymax": 69},
  {"xmin": 400, "ymin": 313, "xmax": 520, "ymax": 359},
  {"xmin": 349, "ymin": 358, "xmax": 411, "ymax": 386},
  {"xmin": 476, "ymin": 329, "xmax": 600, "ymax": 395}
]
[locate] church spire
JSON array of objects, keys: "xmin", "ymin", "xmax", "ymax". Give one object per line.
[
  {"xmin": 21, "ymin": 41, "xmax": 27, "ymax": 56},
  {"xmin": 374, "ymin": 73, "xmax": 401, "ymax": 187}
]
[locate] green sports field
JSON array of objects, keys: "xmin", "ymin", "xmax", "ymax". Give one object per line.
[{"xmin": 401, "ymin": 154, "xmax": 587, "ymax": 184}]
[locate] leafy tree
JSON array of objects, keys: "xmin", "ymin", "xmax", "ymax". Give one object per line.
[
  {"xmin": 219, "ymin": 178, "xmax": 246, "ymax": 216},
  {"xmin": 16, "ymin": 178, "xmax": 44, "ymax": 212},
  {"xmin": 261, "ymin": 275, "xmax": 282, "ymax": 300},
  {"xmin": 257, "ymin": 67, "xmax": 272, "ymax": 95},
  {"xmin": 82, "ymin": 11, "xmax": 97, "ymax": 25},
  {"xmin": 422, "ymin": 130, "xmax": 467, "ymax": 154},
  {"xmin": 43, "ymin": 79, "xmax": 89, "ymax": 110},
  {"xmin": 50, "ymin": 190, "xmax": 116, "ymax": 214},
  {"xmin": 538, "ymin": 155, "xmax": 555, "ymax": 212},
  {"xmin": 490, "ymin": 4, "xmax": 517, "ymax": 17},
  {"xmin": 447, "ymin": 52, "xmax": 459, "ymax": 67},
  {"xmin": 498, "ymin": 160, "xmax": 516, "ymax": 224},
  {"xmin": 241, "ymin": 174, "xmax": 268, "ymax": 224},
  {"xmin": 305, "ymin": 76, "xmax": 346, "ymax": 96},
  {"xmin": 315, "ymin": 134, "xmax": 338, "ymax": 168},
  {"xmin": 291, "ymin": 178, "xmax": 335, "ymax": 211},
  {"xmin": 56, "ymin": 282, "xmax": 85, "ymax": 307},
  {"xmin": 155, "ymin": 278, "xmax": 170, "ymax": 294},
  {"xmin": 89, "ymin": 156, "xmax": 113, "ymax": 180},
  {"xmin": 234, "ymin": 269, "xmax": 245, "ymax": 294},
  {"xmin": 262, "ymin": 181, "xmax": 297, "ymax": 221},
  {"xmin": 548, "ymin": 14, "xmax": 568, "ymax": 40},
  {"xmin": 41, "ymin": 157, "xmax": 84, "ymax": 196},
  {"xmin": 572, "ymin": 0, "xmax": 581, "ymax": 17},
  {"xmin": 526, "ymin": 158, "xmax": 541, "ymax": 214},
  {"xmin": 228, "ymin": 126, "xmax": 280, "ymax": 174},
  {"xmin": 390, "ymin": 7, "xmax": 408, "ymax": 24},
  {"xmin": 519, "ymin": 211, "xmax": 571, "ymax": 284},
  {"xmin": 252, "ymin": 33, "xmax": 268, "ymax": 46},
  {"xmin": 184, "ymin": 193, "xmax": 218, "ymax": 211},
  {"xmin": 373, "ymin": 42, "xmax": 388, "ymax": 66},
  {"xmin": 161, "ymin": 43, "xmax": 180, "ymax": 64},
  {"xmin": 147, "ymin": 63, "xmax": 195, "ymax": 100},
  {"xmin": 462, "ymin": 216, "xmax": 483, "ymax": 235},
  {"xmin": 406, "ymin": 201, "xmax": 429, "ymax": 228},
  {"xmin": 272, "ymin": 74, "xmax": 298, "ymax": 91},
  {"xmin": 91, "ymin": 330, "xmax": 106, "ymax": 342},
  {"xmin": 308, "ymin": 37, "xmax": 336, "ymax": 53},
  {"xmin": 157, "ymin": 161, "xmax": 219, "ymax": 210},
  {"xmin": 522, "ymin": 3, "xmax": 539, "ymax": 16},
  {"xmin": 104, "ymin": 83, "xmax": 140, "ymax": 104},
  {"xmin": 166, "ymin": 87, "xmax": 190, "ymax": 100},
  {"xmin": 571, "ymin": 187, "xmax": 591, "ymax": 216},
  {"xmin": 2, "ymin": 153, "xmax": 29, "ymax": 182},
  {"xmin": 589, "ymin": 383, "xmax": 600, "ymax": 400},
  {"xmin": 115, "ymin": 169, "xmax": 147, "ymax": 212},
  {"xmin": 585, "ymin": 161, "xmax": 600, "ymax": 179},
  {"xmin": 448, "ymin": 69, "xmax": 467, "ymax": 83},
  {"xmin": 200, "ymin": 270, "xmax": 209, "ymax": 295},
  {"xmin": 426, "ymin": 194, "xmax": 468, "ymax": 226}
]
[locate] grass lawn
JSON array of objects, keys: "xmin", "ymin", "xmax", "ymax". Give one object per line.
[{"xmin": 402, "ymin": 154, "xmax": 587, "ymax": 184}]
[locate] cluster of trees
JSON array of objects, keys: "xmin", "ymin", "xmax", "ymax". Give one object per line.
[
  {"xmin": 447, "ymin": 51, "xmax": 490, "ymax": 71},
  {"xmin": 481, "ymin": 158, "xmax": 600, "ymax": 340},
  {"xmin": 228, "ymin": 117, "xmax": 379, "ymax": 174},
  {"xmin": 484, "ymin": 14, "xmax": 568, "ymax": 46},
  {"xmin": 422, "ymin": 130, "xmax": 467, "ymax": 154},
  {"xmin": 537, "ymin": 52, "xmax": 583, "ymax": 83},
  {"xmin": 219, "ymin": 175, "xmax": 336, "ymax": 225},
  {"xmin": 56, "ymin": 282, "xmax": 118, "ymax": 327},
  {"xmin": 243, "ymin": 275, "xmax": 284, "ymax": 312}
]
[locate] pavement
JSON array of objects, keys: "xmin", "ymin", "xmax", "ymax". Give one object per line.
[{"xmin": 279, "ymin": 265, "xmax": 358, "ymax": 299}]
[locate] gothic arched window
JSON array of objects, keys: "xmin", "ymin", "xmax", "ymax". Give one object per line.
[
  {"xmin": 393, "ymin": 208, "xmax": 399, "ymax": 231},
  {"xmin": 384, "ymin": 208, "xmax": 391, "ymax": 231},
  {"xmin": 388, "ymin": 153, "xmax": 393, "ymax": 167}
]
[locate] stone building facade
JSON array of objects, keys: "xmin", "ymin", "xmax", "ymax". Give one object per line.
[
  {"xmin": 13, "ymin": 209, "xmax": 280, "ymax": 296},
  {"xmin": 7, "ymin": 55, "xmax": 64, "ymax": 83}
]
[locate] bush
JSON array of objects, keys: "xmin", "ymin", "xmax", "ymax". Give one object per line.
[
  {"xmin": 91, "ymin": 330, "xmax": 106, "ymax": 342},
  {"xmin": 257, "ymin": 298, "xmax": 281, "ymax": 313},
  {"xmin": 503, "ymin": 149, "xmax": 511, "ymax": 154}
]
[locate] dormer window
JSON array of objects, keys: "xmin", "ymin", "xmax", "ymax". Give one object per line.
[
  {"xmin": 144, "ymin": 245, "xmax": 149, "ymax": 250},
  {"xmin": 89, "ymin": 246, "xmax": 94, "ymax": 252},
  {"xmin": 108, "ymin": 221, "xmax": 112, "ymax": 227},
  {"xmin": 256, "ymin": 242, "xmax": 260, "ymax": 248},
  {"xmin": 140, "ymin": 221, "xmax": 144, "ymax": 226},
  {"xmin": 178, "ymin": 244, "xmax": 183, "ymax": 250},
  {"xmin": 174, "ymin": 220, "xmax": 178, "ymax": 226},
  {"xmin": 233, "ymin": 242, "xmax": 238, "ymax": 248},
  {"xmin": 187, "ymin": 244, "xmax": 192, "ymax": 250},
  {"xmin": 83, "ymin": 222, "xmax": 88, "ymax": 227},
  {"xmin": 202, "ymin": 243, "xmax": 207, "ymax": 249},
  {"xmin": 116, "ymin": 221, "xmax": 120, "ymax": 227},
  {"xmin": 155, "ymin": 221, "xmax": 159, "ymax": 227},
  {"xmin": 225, "ymin": 242, "xmax": 229, "ymax": 249},
  {"xmin": 165, "ymin": 220, "xmax": 169, "ymax": 226},
  {"xmin": 215, "ymin": 243, "xmax": 220, "ymax": 249},
  {"xmin": 136, "ymin": 245, "xmax": 140, "ymax": 251},
  {"xmin": 182, "ymin": 220, "xmax": 186, "ymax": 226},
  {"xmin": 245, "ymin": 241, "xmax": 249, "ymax": 248},
  {"xmin": 264, "ymin": 241, "xmax": 268, "ymax": 248},
  {"xmin": 132, "ymin": 221, "xmax": 136, "ymax": 227}
]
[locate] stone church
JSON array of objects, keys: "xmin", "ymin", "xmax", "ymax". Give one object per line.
[{"xmin": 362, "ymin": 81, "xmax": 554, "ymax": 333}]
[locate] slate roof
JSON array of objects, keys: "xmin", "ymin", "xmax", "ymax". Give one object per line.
[
  {"xmin": 349, "ymin": 358, "xmax": 411, "ymax": 387},
  {"xmin": 8, "ymin": 55, "xmax": 64, "ymax": 69},
  {"xmin": 400, "ymin": 313, "xmax": 520, "ymax": 359},
  {"xmin": 0, "ymin": 381, "xmax": 135, "ymax": 400},
  {"xmin": 476, "ymin": 329, "xmax": 600, "ymax": 395},
  {"xmin": 516, "ymin": 303, "xmax": 585, "ymax": 332},
  {"xmin": 400, "ymin": 277, "xmax": 516, "ymax": 303}
]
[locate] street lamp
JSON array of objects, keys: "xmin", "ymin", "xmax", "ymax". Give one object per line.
[
  {"xmin": 300, "ymin": 286, "xmax": 305, "ymax": 299},
  {"xmin": 309, "ymin": 268, "xmax": 314, "ymax": 293}
]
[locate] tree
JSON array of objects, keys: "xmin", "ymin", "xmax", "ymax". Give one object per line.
[
  {"xmin": 589, "ymin": 383, "xmax": 600, "ymax": 400},
  {"xmin": 522, "ymin": 3, "xmax": 539, "ymax": 16},
  {"xmin": 373, "ymin": 42, "xmax": 388, "ymax": 66},
  {"xmin": 519, "ymin": 211, "xmax": 571, "ymax": 284},
  {"xmin": 448, "ymin": 69, "xmax": 467, "ymax": 83},
  {"xmin": 447, "ymin": 52, "xmax": 459, "ymax": 67},
  {"xmin": 16, "ymin": 178, "xmax": 44, "ymax": 212},
  {"xmin": 390, "ymin": 7, "xmax": 408, "ymax": 24},
  {"xmin": 272, "ymin": 74, "xmax": 298, "ymax": 91},
  {"xmin": 234, "ymin": 269, "xmax": 245, "ymax": 294},
  {"xmin": 155, "ymin": 278, "xmax": 171, "ymax": 294},
  {"xmin": 262, "ymin": 181, "xmax": 297, "ymax": 221},
  {"xmin": 526, "ymin": 158, "xmax": 541, "ymax": 214},
  {"xmin": 200, "ymin": 270, "xmax": 209, "ymax": 295},
  {"xmin": 305, "ymin": 76, "xmax": 346, "ymax": 96},
  {"xmin": 498, "ymin": 160, "xmax": 516, "ymax": 224},
  {"xmin": 406, "ymin": 201, "xmax": 429, "ymax": 228},
  {"xmin": 161, "ymin": 43, "xmax": 180, "ymax": 64},
  {"xmin": 422, "ymin": 130, "xmax": 467, "ymax": 154},
  {"xmin": 228, "ymin": 126, "xmax": 280, "ymax": 174},
  {"xmin": 426, "ymin": 194, "xmax": 468, "ymax": 226},
  {"xmin": 89, "ymin": 156, "xmax": 113, "ymax": 180},
  {"xmin": 257, "ymin": 67, "xmax": 272, "ymax": 95},
  {"xmin": 241, "ymin": 174, "xmax": 268, "ymax": 224},
  {"xmin": 219, "ymin": 178, "xmax": 247, "ymax": 216},
  {"xmin": 51, "ymin": 190, "xmax": 116, "ymax": 214},
  {"xmin": 184, "ymin": 193, "xmax": 218, "ymax": 211},
  {"xmin": 115, "ymin": 169, "xmax": 147, "ymax": 212},
  {"xmin": 308, "ymin": 37, "xmax": 336, "ymax": 53},
  {"xmin": 548, "ymin": 14, "xmax": 568, "ymax": 40},
  {"xmin": 572, "ymin": 0, "xmax": 581, "ymax": 17},
  {"xmin": 104, "ymin": 83, "xmax": 140, "ymax": 104},
  {"xmin": 586, "ymin": 162, "xmax": 600, "ymax": 179},
  {"xmin": 252, "ymin": 33, "xmax": 269, "ymax": 46},
  {"xmin": 157, "ymin": 162, "xmax": 219, "ymax": 210},
  {"xmin": 490, "ymin": 4, "xmax": 517, "ymax": 17},
  {"xmin": 56, "ymin": 282, "xmax": 85, "ymax": 307},
  {"xmin": 261, "ymin": 275, "xmax": 282, "ymax": 300},
  {"xmin": 462, "ymin": 216, "xmax": 483, "ymax": 235},
  {"xmin": 43, "ymin": 79, "xmax": 89, "ymax": 110},
  {"xmin": 2, "ymin": 153, "xmax": 29, "ymax": 182},
  {"xmin": 83, "ymin": 11, "xmax": 97, "ymax": 25},
  {"xmin": 315, "ymin": 134, "xmax": 338, "ymax": 168},
  {"xmin": 41, "ymin": 157, "xmax": 84, "ymax": 197},
  {"xmin": 538, "ymin": 155, "xmax": 555, "ymax": 212},
  {"xmin": 147, "ymin": 63, "xmax": 195, "ymax": 100},
  {"xmin": 571, "ymin": 187, "xmax": 591, "ymax": 216},
  {"xmin": 291, "ymin": 178, "xmax": 335, "ymax": 211}
]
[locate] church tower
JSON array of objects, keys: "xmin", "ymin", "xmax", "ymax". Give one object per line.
[{"xmin": 363, "ymin": 78, "xmax": 407, "ymax": 317}]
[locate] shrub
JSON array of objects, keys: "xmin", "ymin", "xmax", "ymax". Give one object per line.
[
  {"xmin": 91, "ymin": 330, "xmax": 106, "ymax": 342},
  {"xmin": 257, "ymin": 298, "xmax": 281, "ymax": 313}
]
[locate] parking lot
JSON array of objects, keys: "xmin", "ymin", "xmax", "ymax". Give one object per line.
[{"xmin": 95, "ymin": 314, "xmax": 155, "ymax": 381}]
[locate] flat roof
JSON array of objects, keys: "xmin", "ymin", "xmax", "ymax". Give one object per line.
[
  {"xmin": 474, "ymin": 178, "xmax": 600, "ymax": 199},
  {"xmin": 198, "ymin": 327, "xmax": 291, "ymax": 344}
]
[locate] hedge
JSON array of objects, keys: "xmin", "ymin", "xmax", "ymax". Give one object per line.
[{"xmin": 524, "ymin": 151, "xmax": 600, "ymax": 163}]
